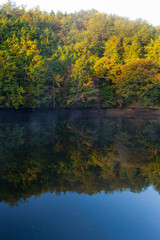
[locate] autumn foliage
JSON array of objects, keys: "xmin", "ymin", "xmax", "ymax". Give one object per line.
[{"xmin": 0, "ymin": 1, "xmax": 160, "ymax": 108}]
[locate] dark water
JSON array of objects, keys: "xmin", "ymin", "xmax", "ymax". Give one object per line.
[{"xmin": 0, "ymin": 110, "xmax": 160, "ymax": 240}]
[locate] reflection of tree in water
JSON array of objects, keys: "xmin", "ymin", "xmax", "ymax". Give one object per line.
[{"xmin": 0, "ymin": 112, "xmax": 160, "ymax": 206}]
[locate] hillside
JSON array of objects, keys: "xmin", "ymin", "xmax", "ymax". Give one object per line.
[{"xmin": 0, "ymin": 1, "xmax": 160, "ymax": 109}]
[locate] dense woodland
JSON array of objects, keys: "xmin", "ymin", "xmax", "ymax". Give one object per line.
[
  {"xmin": 0, "ymin": 112, "xmax": 160, "ymax": 206},
  {"xmin": 0, "ymin": 1, "xmax": 160, "ymax": 109}
]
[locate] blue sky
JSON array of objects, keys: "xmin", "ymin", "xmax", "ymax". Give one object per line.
[{"xmin": 1, "ymin": 0, "xmax": 159, "ymax": 26}]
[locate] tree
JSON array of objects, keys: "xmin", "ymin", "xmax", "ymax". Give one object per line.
[
  {"xmin": 123, "ymin": 36, "xmax": 143, "ymax": 62},
  {"xmin": 93, "ymin": 57, "xmax": 121, "ymax": 107},
  {"xmin": 69, "ymin": 54, "xmax": 99, "ymax": 107},
  {"xmin": 113, "ymin": 59, "xmax": 160, "ymax": 106},
  {"xmin": 145, "ymin": 36, "xmax": 160, "ymax": 69},
  {"xmin": 103, "ymin": 36, "xmax": 122, "ymax": 63}
]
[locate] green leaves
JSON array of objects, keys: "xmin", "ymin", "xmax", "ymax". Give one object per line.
[
  {"xmin": 145, "ymin": 36, "xmax": 160, "ymax": 69},
  {"xmin": 0, "ymin": 1, "xmax": 159, "ymax": 108},
  {"xmin": 113, "ymin": 59, "xmax": 160, "ymax": 106}
]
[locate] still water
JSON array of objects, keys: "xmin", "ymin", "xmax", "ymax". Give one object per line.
[{"xmin": 0, "ymin": 110, "xmax": 160, "ymax": 240}]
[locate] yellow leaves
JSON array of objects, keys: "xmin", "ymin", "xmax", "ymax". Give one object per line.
[
  {"xmin": 41, "ymin": 13, "xmax": 50, "ymax": 23},
  {"xmin": 54, "ymin": 74, "xmax": 64, "ymax": 87},
  {"xmin": 26, "ymin": 42, "xmax": 37, "ymax": 55},
  {"xmin": 113, "ymin": 59, "xmax": 160, "ymax": 104},
  {"xmin": 104, "ymin": 36, "xmax": 122, "ymax": 63},
  {"xmin": 74, "ymin": 40, "xmax": 87, "ymax": 53},
  {"xmin": 93, "ymin": 57, "xmax": 121, "ymax": 81},
  {"xmin": 145, "ymin": 36, "xmax": 160, "ymax": 66},
  {"xmin": 123, "ymin": 37, "xmax": 143, "ymax": 62},
  {"xmin": 83, "ymin": 79, "xmax": 94, "ymax": 88},
  {"xmin": 94, "ymin": 57, "xmax": 111, "ymax": 76},
  {"xmin": 156, "ymin": 73, "xmax": 160, "ymax": 83},
  {"xmin": 66, "ymin": 99, "xmax": 72, "ymax": 105},
  {"xmin": 20, "ymin": 40, "xmax": 40, "ymax": 56}
]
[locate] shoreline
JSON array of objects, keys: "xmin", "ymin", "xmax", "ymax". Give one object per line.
[
  {"xmin": 102, "ymin": 107, "xmax": 160, "ymax": 118},
  {"xmin": 0, "ymin": 107, "xmax": 160, "ymax": 119}
]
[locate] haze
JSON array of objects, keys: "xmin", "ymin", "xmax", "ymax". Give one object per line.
[{"xmin": 1, "ymin": 0, "xmax": 159, "ymax": 26}]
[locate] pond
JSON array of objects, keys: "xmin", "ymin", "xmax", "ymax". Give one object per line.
[{"xmin": 0, "ymin": 110, "xmax": 160, "ymax": 240}]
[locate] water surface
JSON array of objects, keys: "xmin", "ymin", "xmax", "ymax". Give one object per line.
[{"xmin": 0, "ymin": 110, "xmax": 160, "ymax": 240}]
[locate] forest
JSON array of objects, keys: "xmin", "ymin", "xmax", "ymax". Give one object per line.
[{"xmin": 0, "ymin": 1, "xmax": 160, "ymax": 109}]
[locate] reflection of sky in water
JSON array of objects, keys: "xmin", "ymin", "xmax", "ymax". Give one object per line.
[{"xmin": 0, "ymin": 186, "xmax": 160, "ymax": 240}]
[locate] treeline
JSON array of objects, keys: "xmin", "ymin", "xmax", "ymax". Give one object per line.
[
  {"xmin": 0, "ymin": 113, "xmax": 160, "ymax": 206},
  {"xmin": 0, "ymin": 1, "xmax": 160, "ymax": 109}
]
